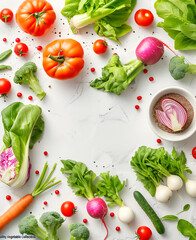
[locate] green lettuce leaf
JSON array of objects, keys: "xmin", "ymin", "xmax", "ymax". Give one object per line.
[{"xmin": 90, "ymin": 54, "xmax": 144, "ymax": 95}]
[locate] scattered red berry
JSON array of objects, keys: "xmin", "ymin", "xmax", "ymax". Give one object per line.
[
  {"xmin": 17, "ymin": 92, "xmax": 22, "ymax": 98},
  {"xmin": 113, "ymin": 53, "xmax": 117, "ymax": 55},
  {"xmin": 149, "ymin": 77, "xmax": 154, "ymax": 82},
  {"xmin": 137, "ymin": 96, "xmax": 142, "ymax": 101},
  {"xmin": 3, "ymin": 38, "xmax": 7, "ymax": 42},
  {"xmin": 135, "ymin": 105, "xmax": 140, "ymax": 110},
  {"xmin": 44, "ymin": 201, "xmax": 48, "ymax": 205},
  {"xmin": 28, "ymin": 96, "xmax": 33, "ymax": 100},
  {"xmin": 91, "ymin": 68, "xmax": 95, "ymax": 72},
  {"xmin": 157, "ymin": 139, "xmax": 162, "ymax": 144},
  {"xmin": 192, "ymin": 147, "xmax": 196, "ymax": 159},
  {"xmin": 15, "ymin": 38, "xmax": 20, "ymax": 43},
  {"xmin": 110, "ymin": 212, "xmax": 115, "ymax": 217},
  {"xmin": 6, "ymin": 195, "xmax": 11, "ymax": 200},
  {"xmin": 143, "ymin": 69, "xmax": 148, "ymax": 74},
  {"xmin": 35, "ymin": 170, "xmax": 39, "ymax": 175},
  {"xmin": 116, "ymin": 226, "xmax": 120, "ymax": 232},
  {"xmin": 55, "ymin": 190, "xmax": 60, "ymax": 195},
  {"xmin": 44, "ymin": 151, "xmax": 48, "ymax": 156},
  {"xmin": 37, "ymin": 46, "xmax": 43, "ymax": 51},
  {"xmin": 83, "ymin": 219, "xmax": 88, "ymax": 223}
]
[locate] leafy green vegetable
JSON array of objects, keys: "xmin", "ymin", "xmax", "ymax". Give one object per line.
[
  {"xmin": 177, "ymin": 204, "xmax": 190, "ymax": 215},
  {"xmin": 14, "ymin": 62, "xmax": 46, "ymax": 100},
  {"xmin": 177, "ymin": 219, "xmax": 196, "ymax": 240},
  {"xmin": 95, "ymin": 171, "xmax": 125, "ymax": 207},
  {"xmin": 161, "ymin": 215, "xmax": 179, "ymax": 221},
  {"xmin": 155, "ymin": 0, "xmax": 196, "ymax": 50},
  {"xmin": 19, "ymin": 212, "xmax": 64, "ymax": 240},
  {"xmin": 61, "ymin": 0, "xmax": 136, "ymax": 42},
  {"xmin": 90, "ymin": 54, "xmax": 144, "ymax": 95},
  {"xmin": 131, "ymin": 146, "xmax": 192, "ymax": 196},
  {"xmin": 39, "ymin": 212, "xmax": 64, "ymax": 240},
  {"xmin": 0, "ymin": 102, "xmax": 44, "ymax": 188},
  {"xmin": 61, "ymin": 160, "xmax": 96, "ymax": 200},
  {"xmin": 19, "ymin": 215, "xmax": 48, "ymax": 240},
  {"xmin": 69, "ymin": 223, "xmax": 90, "ymax": 240},
  {"xmin": 169, "ymin": 56, "xmax": 196, "ymax": 80}
]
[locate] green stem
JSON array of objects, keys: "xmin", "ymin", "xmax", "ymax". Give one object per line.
[
  {"xmin": 28, "ymin": 72, "xmax": 46, "ymax": 100},
  {"xmin": 188, "ymin": 64, "xmax": 196, "ymax": 74},
  {"xmin": 49, "ymin": 54, "xmax": 65, "ymax": 63}
]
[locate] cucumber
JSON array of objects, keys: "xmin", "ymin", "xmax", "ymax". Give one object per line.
[{"xmin": 134, "ymin": 191, "xmax": 165, "ymax": 234}]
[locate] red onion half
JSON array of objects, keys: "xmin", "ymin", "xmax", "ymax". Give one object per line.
[{"xmin": 156, "ymin": 98, "xmax": 188, "ymax": 132}]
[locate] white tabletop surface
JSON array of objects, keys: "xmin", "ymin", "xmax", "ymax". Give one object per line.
[{"xmin": 0, "ymin": 0, "xmax": 196, "ymax": 239}]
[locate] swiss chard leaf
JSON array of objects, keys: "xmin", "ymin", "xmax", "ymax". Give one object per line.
[
  {"xmin": 61, "ymin": 160, "xmax": 96, "ymax": 200},
  {"xmin": 95, "ymin": 171, "xmax": 125, "ymax": 206}
]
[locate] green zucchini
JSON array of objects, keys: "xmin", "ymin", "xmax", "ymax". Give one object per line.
[{"xmin": 134, "ymin": 191, "xmax": 165, "ymax": 234}]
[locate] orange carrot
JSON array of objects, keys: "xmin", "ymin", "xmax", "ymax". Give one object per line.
[
  {"xmin": 0, "ymin": 162, "xmax": 61, "ymax": 232},
  {"xmin": 0, "ymin": 194, "xmax": 34, "ymax": 232}
]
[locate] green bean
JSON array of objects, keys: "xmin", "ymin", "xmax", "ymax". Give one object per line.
[
  {"xmin": 0, "ymin": 49, "xmax": 12, "ymax": 62},
  {"xmin": 0, "ymin": 65, "xmax": 12, "ymax": 70}
]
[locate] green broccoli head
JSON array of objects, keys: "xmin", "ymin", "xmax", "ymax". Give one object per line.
[
  {"xmin": 169, "ymin": 56, "xmax": 189, "ymax": 80},
  {"xmin": 14, "ymin": 62, "xmax": 46, "ymax": 100},
  {"xmin": 69, "ymin": 223, "xmax": 90, "ymax": 240},
  {"xmin": 39, "ymin": 212, "xmax": 65, "ymax": 240},
  {"xmin": 18, "ymin": 215, "xmax": 48, "ymax": 240}
]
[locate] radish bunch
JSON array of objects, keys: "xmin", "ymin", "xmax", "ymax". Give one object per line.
[{"xmin": 131, "ymin": 146, "xmax": 196, "ymax": 203}]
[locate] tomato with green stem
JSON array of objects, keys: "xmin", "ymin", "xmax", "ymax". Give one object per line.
[
  {"xmin": 135, "ymin": 9, "xmax": 154, "ymax": 27},
  {"xmin": 61, "ymin": 201, "xmax": 76, "ymax": 217},
  {"xmin": 93, "ymin": 39, "xmax": 108, "ymax": 54},
  {"xmin": 0, "ymin": 8, "xmax": 13, "ymax": 23},
  {"xmin": 14, "ymin": 43, "xmax": 28, "ymax": 57},
  {"xmin": 137, "ymin": 226, "xmax": 152, "ymax": 240},
  {"xmin": 0, "ymin": 78, "xmax": 11, "ymax": 95}
]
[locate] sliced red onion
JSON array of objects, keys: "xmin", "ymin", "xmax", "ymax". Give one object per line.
[{"xmin": 156, "ymin": 98, "xmax": 188, "ymax": 132}]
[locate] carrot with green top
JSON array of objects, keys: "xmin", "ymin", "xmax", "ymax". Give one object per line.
[{"xmin": 0, "ymin": 162, "xmax": 61, "ymax": 232}]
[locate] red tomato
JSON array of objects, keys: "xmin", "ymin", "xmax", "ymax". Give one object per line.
[
  {"xmin": 61, "ymin": 201, "xmax": 76, "ymax": 217},
  {"xmin": 137, "ymin": 226, "xmax": 152, "ymax": 240},
  {"xmin": 14, "ymin": 43, "xmax": 28, "ymax": 57},
  {"xmin": 0, "ymin": 78, "xmax": 11, "ymax": 95},
  {"xmin": 192, "ymin": 147, "xmax": 196, "ymax": 159},
  {"xmin": 135, "ymin": 9, "xmax": 154, "ymax": 27},
  {"xmin": 0, "ymin": 8, "xmax": 13, "ymax": 23},
  {"xmin": 93, "ymin": 39, "xmax": 108, "ymax": 54}
]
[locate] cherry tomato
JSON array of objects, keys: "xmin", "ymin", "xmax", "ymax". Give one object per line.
[
  {"xmin": 61, "ymin": 201, "xmax": 76, "ymax": 217},
  {"xmin": 0, "ymin": 78, "xmax": 11, "ymax": 95},
  {"xmin": 0, "ymin": 8, "xmax": 13, "ymax": 23},
  {"xmin": 135, "ymin": 9, "xmax": 154, "ymax": 27},
  {"xmin": 137, "ymin": 226, "xmax": 152, "ymax": 240},
  {"xmin": 14, "ymin": 43, "xmax": 28, "ymax": 57},
  {"xmin": 192, "ymin": 147, "xmax": 196, "ymax": 159},
  {"xmin": 93, "ymin": 39, "xmax": 108, "ymax": 54}
]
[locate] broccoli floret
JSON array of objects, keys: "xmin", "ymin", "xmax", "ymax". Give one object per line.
[
  {"xmin": 169, "ymin": 56, "xmax": 196, "ymax": 80},
  {"xmin": 14, "ymin": 62, "xmax": 46, "ymax": 100},
  {"xmin": 69, "ymin": 223, "xmax": 90, "ymax": 240},
  {"xmin": 39, "ymin": 212, "xmax": 64, "ymax": 240},
  {"xmin": 18, "ymin": 215, "xmax": 48, "ymax": 240}
]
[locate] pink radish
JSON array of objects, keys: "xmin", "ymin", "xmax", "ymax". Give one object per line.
[{"xmin": 87, "ymin": 198, "xmax": 109, "ymax": 239}]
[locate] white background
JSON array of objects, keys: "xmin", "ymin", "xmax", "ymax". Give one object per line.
[{"xmin": 0, "ymin": 0, "xmax": 196, "ymax": 239}]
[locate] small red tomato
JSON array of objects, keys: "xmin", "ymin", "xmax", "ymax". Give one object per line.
[
  {"xmin": 0, "ymin": 78, "xmax": 11, "ymax": 95},
  {"xmin": 192, "ymin": 147, "xmax": 196, "ymax": 159},
  {"xmin": 6, "ymin": 195, "xmax": 11, "ymax": 200},
  {"xmin": 0, "ymin": 8, "xmax": 13, "ymax": 23},
  {"xmin": 135, "ymin": 9, "xmax": 154, "ymax": 27},
  {"xmin": 93, "ymin": 39, "xmax": 108, "ymax": 54},
  {"xmin": 14, "ymin": 43, "xmax": 28, "ymax": 57},
  {"xmin": 137, "ymin": 226, "xmax": 152, "ymax": 240},
  {"xmin": 61, "ymin": 201, "xmax": 76, "ymax": 217}
]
